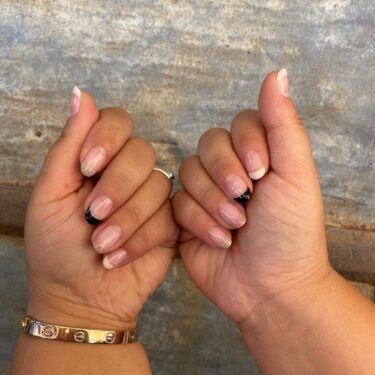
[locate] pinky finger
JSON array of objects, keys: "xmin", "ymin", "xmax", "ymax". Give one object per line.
[
  {"xmin": 172, "ymin": 189, "xmax": 232, "ymax": 249},
  {"xmin": 103, "ymin": 202, "xmax": 178, "ymax": 269}
]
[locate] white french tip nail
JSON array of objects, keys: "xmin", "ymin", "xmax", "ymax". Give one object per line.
[
  {"xmin": 276, "ymin": 68, "xmax": 289, "ymax": 97},
  {"xmin": 72, "ymin": 86, "xmax": 81, "ymax": 98},
  {"xmin": 103, "ymin": 256, "xmax": 114, "ymax": 270},
  {"xmin": 221, "ymin": 237, "xmax": 232, "ymax": 249},
  {"xmin": 249, "ymin": 166, "xmax": 266, "ymax": 180},
  {"xmin": 70, "ymin": 86, "xmax": 81, "ymax": 116}
]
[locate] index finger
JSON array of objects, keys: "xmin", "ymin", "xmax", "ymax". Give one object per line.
[
  {"xmin": 230, "ymin": 109, "xmax": 270, "ymax": 181},
  {"xmin": 197, "ymin": 128, "xmax": 253, "ymax": 203},
  {"xmin": 80, "ymin": 107, "xmax": 133, "ymax": 177}
]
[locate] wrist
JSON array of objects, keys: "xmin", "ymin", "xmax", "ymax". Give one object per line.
[
  {"xmin": 238, "ymin": 267, "xmax": 375, "ymax": 374},
  {"xmin": 238, "ymin": 263, "xmax": 337, "ymax": 341},
  {"xmin": 27, "ymin": 281, "xmax": 137, "ymax": 331}
]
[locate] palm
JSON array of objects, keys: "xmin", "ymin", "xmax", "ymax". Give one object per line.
[
  {"xmin": 25, "ymin": 180, "xmax": 175, "ymax": 321},
  {"xmin": 180, "ymin": 170, "xmax": 326, "ymax": 324}
]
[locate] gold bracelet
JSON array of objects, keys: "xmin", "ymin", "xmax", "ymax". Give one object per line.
[{"xmin": 21, "ymin": 316, "xmax": 137, "ymax": 344}]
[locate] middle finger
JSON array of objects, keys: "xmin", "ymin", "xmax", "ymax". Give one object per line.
[{"xmin": 84, "ymin": 137, "xmax": 156, "ymax": 224}]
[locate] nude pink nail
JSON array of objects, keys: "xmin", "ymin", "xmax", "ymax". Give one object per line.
[
  {"xmin": 93, "ymin": 225, "xmax": 122, "ymax": 253},
  {"xmin": 103, "ymin": 249, "xmax": 127, "ymax": 269},
  {"xmin": 89, "ymin": 195, "xmax": 113, "ymax": 220},
  {"xmin": 81, "ymin": 146, "xmax": 107, "ymax": 177},
  {"xmin": 218, "ymin": 202, "xmax": 246, "ymax": 228},
  {"xmin": 225, "ymin": 174, "xmax": 250, "ymax": 199},
  {"xmin": 208, "ymin": 226, "xmax": 232, "ymax": 249},
  {"xmin": 245, "ymin": 151, "xmax": 266, "ymax": 180},
  {"xmin": 70, "ymin": 86, "xmax": 81, "ymax": 116},
  {"xmin": 276, "ymin": 68, "xmax": 289, "ymax": 97}
]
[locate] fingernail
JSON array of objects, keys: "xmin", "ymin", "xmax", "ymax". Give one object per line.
[
  {"xmin": 88, "ymin": 195, "xmax": 113, "ymax": 221},
  {"xmin": 245, "ymin": 151, "xmax": 266, "ymax": 180},
  {"xmin": 93, "ymin": 225, "xmax": 122, "ymax": 252},
  {"xmin": 103, "ymin": 249, "xmax": 127, "ymax": 270},
  {"xmin": 276, "ymin": 68, "xmax": 289, "ymax": 97},
  {"xmin": 234, "ymin": 188, "xmax": 251, "ymax": 203},
  {"xmin": 70, "ymin": 86, "xmax": 81, "ymax": 116},
  {"xmin": 218, "ymin": 202, "xmax": 246, "ymax": 228},
  {"xmin": 225, "ymin": 174, "xmax": 252, "ymax": 202},
  {"xmin": 85, "ymin": 208, "xmax": 100, "ymax": 225},
  {"xmin": 208, "ymin": 226, "xmax": 232, "ymax": 249},
  {"xmin": 81, "ymin": 146, "xmax": 107, "ymax": 177}
]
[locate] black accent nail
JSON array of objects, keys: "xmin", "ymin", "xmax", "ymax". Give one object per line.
[
  {"xmin": 234, "ymin": 188, "xmax": 252, "ymax": 204},
  {"xmin": 85, "ymin": 207, "xmax": 101, "ymax": 225}
]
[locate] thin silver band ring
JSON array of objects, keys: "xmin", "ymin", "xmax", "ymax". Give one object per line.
[{"xmin": 153, "ymin": 167, "xmax": 175, "ymax": 183}]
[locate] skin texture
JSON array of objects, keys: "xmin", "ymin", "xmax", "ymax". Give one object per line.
[
  {"xmin": 11, "ymin": 89, "xmax": 178, "ymax": 375},
  {"xmin": 11, "ymin": 72, "xmax": 375, "ymax": 374},
  {"xmin": 173, "ymin": 70, "xmax": 330, "ymax": 325},
  {"xmin": 173, "ymin": 70, "xmax": 375, "ymax": 374}
]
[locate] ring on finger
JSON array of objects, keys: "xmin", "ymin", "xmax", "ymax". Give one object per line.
[{"xmin": 153, "ymin": 167, "xmax": 175, "ymax": 183}]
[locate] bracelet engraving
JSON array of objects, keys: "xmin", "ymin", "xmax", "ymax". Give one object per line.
[{"xmin": 21, "ymin": 316, "xmax": 137, "ymax": 345}]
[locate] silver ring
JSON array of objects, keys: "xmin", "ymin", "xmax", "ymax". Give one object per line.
[{"xmin": 153, "ymin": 167, "xmax": 175, "ymax": 183}]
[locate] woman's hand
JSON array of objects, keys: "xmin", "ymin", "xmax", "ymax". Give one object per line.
[
  {"xmin": 172, "ymin": 70, "xmax": 333, "ymax": 330},
  {"xmin": 24, "ymin": 88, "xmax": 178, "ymax": 330}
]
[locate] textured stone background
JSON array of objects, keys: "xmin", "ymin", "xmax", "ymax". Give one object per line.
[{"xmin": 0, "ymin": 0, "xmax": 374, "ymax": 373}]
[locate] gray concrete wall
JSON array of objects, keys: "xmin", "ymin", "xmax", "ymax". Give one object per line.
[{"xmin": 0, "ymin": 1, "xmax": 374, "ymax": 373}]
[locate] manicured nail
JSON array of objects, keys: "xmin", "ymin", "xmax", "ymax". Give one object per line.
[
  {"xmin": 225, "ymin": 174, "xmax": 252, "ymax": 202},
  {"xmin": 276, "ymin": 68, "xmax": 289, "ymax": 97},
  {"xmin": 245, "ymin": 151, "xmax": 266, "ymax": 180},
  {"xmin": 70, "ymin": 86, "xmax": 81, "ymax": 116},
  {"xmin": 93, "ymin": 225, "xmax": 122, "ymax": 252},
  {"xmin": 218, "ymin": 202, "xmax": 246, "ymax": 228},
  {"xmin": 208, "ymin": 226, "xmax": 232, "ymax": 249},
  {"xmin": 234, "ymin": 188, "xmax": 251, "ymax": 203},
  {"xmin": 88, "ymin": 195, "xmax": 113, "ymax": 221},
  {"xmin": 85, "ymin": 208, "xmax": 100, "ymax": 225},
  {"xmin": 81, "ymin": 146, "xmax": 107, "ymax": 177},
  {"xmin": 103, "ymin": 249, "xmax": 127, "ymax": 270}
]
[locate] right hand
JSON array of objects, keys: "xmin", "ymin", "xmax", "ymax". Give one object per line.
[{"xmin": 172, "ymin": 70, "xmax": 334, "ymax": 331}]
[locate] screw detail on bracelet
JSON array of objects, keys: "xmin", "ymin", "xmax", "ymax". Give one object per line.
[
  {"xmin": 73, "ymin": 330, "xmax": 86, "ymax": 342},
  {"xmin": 21, "ymin": 316, "xmax": 137, "ymax": 345}
]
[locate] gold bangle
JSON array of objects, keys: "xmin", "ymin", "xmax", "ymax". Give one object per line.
[{"xmin": 21, "ymin": 316, "xmax": 137, "ymax": 344}]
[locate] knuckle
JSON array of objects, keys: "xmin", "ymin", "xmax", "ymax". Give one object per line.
[
  {"xmin": 163, "ymin": 224, "xmax": 180, "ymax": 248},
  {"xmin": 198, "ymin": 127, "xmax": 228, "ymax": 148},
  {"xmin": 99, "ymin": 107, "xmax": 133, "ymax": 129},
  {"xmin": 131, "ymin": 229, "xmax": 150, "ymax": 254},
  {"xmin": 187, "ymin": 206, "xmax": 206, "ymax": 228},
  {"xmin": 130, "ymin": 138, "xmax": 156, "ymax": 164},
  {"xmin": 207, "ymin": 153, "xmax": 234, "ymax": 175},
  {"xmin": 101, "ymin": 172, "xmax": 132, "ymax": 197},
  {"xmin": 179, "ymin": 155, "xmax": 199, "ymax": 182},
  {"xmin": 231, "ymin": 109, "xmax": 258, "ymax": 130},
  {"xmin": 200, "ymin": 184, "xmax": 220, "ymax": 206},
  {"xmin": 171, "ymin": 189, "xmax": 187, "ymax": 214},
  {"xmin": 123, "ymin": 204, "xmax": 142, "ymax": 229},
  {"xmin": 99, "ymin": 121, "xmax": 125, "ymax": 141}
]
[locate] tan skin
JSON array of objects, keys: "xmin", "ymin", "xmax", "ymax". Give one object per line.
[
  {"xmin": 173, "ymin": 71, "xmax": 375, "ymax": 374},
  {"xmin": 12, "ymin": 72, "xmax": 375, "ymax": 374},
  {"xmin": 173, "ymin": 70, "xmax": 329, "ymax": 326},
  {"xmin": 12, "ymin": 91, "xmax": 178, "ymax": 374}
]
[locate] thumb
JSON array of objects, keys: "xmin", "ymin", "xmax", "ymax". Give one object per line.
[
  {"xmin": 258, "ymin": 69, "xmax": 317, "ymax": 185},
  {"xmin": 36, "ymin": 87, "xmax": 99, "ymax": 200}
]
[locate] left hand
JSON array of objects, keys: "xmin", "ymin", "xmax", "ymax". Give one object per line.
[{"xmin": 24, "ymin": 88, "xmax": 178, "ymax": 330}]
